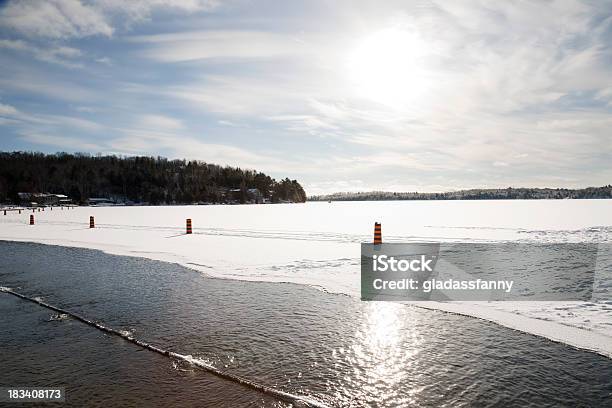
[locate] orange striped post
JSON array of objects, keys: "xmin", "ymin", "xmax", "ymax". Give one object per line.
[
  {"xmin": 29, "ymin": 214, "xmax": 34, "ymax": 225},
  {"xmin": 186, "ymin": 218, "xmax": 192, "ymax": 234},
  {"xmin": 89, "ymin": 216, "xmax": 95, "ymax": 229},
  {"xmin": 373, "ymin": 222, "xmax": 382, "ymax": 244}
]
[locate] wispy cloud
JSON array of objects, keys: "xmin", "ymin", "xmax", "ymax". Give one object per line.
[
  {"xmin": 0, "ymin": 0, "xmax": 219, "ymax": 40},
  {"xmin": 0, "ymin": 0, "xmax": 113, "ymax": 39},
  {"xmin": 0, "ymin": 39, "xmax": 83, "ymax": 67},
  {"xmin": 0, "ymin": 71, "xmax": 98, "ymax": 102},
  {"xmin": 19, "ymin": 132, "xmax": 103, "ymax": 151},
  {"xmin": 135, "ymin": 114, "xmax": 184, "ymax": 131},
  {"xmin": 132, "ymin": 30, "xmax": 307, "ymax": 62},
  {"xmin": 0, "ymin": 103, "xmax": 19, "ymax": 116}
]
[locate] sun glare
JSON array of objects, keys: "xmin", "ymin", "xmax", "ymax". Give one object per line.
[{"xmin": 348, "ymin": 28, "xmax": 430, "ymax": 109}]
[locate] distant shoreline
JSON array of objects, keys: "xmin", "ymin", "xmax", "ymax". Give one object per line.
[{"xmin": 309, "ymin": 185, "xmax": 612, "ymax": 202}]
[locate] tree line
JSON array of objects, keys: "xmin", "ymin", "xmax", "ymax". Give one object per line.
[
  {"xmin": 310, "ymin": 186, "xmax": 612, "ymax": 201},
  {"xmin": 0, "ymin": 152, "xmax": 306, "ymax": 205}
]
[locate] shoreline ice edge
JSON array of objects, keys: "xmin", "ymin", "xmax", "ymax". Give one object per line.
[{"xmin": 1, "ymin": 236, "xmax": 611, "ymax": 360}]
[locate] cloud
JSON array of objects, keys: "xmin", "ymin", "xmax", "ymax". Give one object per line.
[
  {"xmin": 162, "ymin": 74, "xmax": 315, "ymax": 116},
  {"xmin": 217, "ymin": 120, "xmax": 242, "ymax": 127},
  {"xmin": 0, "ymin": 72, "xmax": 97, "ymax": 102},
  {"xmin": 133, "ymin": 30, "xmax": 309, "ymax": 62},
  {"xmin": 135, "ymin": 114, "xmax": 184, "ymax": 131},
  {"xmin": 38, "ymin": 114, "xmax": 103, "ymax": 131},
  {"xmin": 0, "ymin": 103, "xmax": 19, "ymax": 116},
  {"xmin": 0, "ymin": 0, "xmax": 113, "ymax": 39},
  {"xmin": 95, "ymin": 56, "xmax": 112, "ymax": 65},
  {"xmin": 109, "ymin": 129, "xmax": 268, "ymax": 167},
  {"xmin": 0, "ymin": 39, "xmax": 83, "ymax": 67},
  {"xmin": 97, "ymin": 0, "xmax": 218, "ymax": 25},
  {"xmin": 73, "ymin": 106, "xmax": 98, "ymax": 113},
  {"xmin": 19, "ymin": 132, "xmax": 103, "ymax": 151},
  {"xmin": 0, "ymin": 0, "xmax": 218, "ymax": 40}
]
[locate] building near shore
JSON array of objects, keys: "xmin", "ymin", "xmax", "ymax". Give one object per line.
[
  {"xmin": 17, "ymin": 192, "xmax": 72, "ymax": 207},
  {"xmin": 227, "ymin": 188, "xmax": 265, "ymax": 204}
]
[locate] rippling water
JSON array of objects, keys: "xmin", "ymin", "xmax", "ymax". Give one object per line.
[
  {"xmin": 0, "ymin": 294, "xmax": 285, "ymax": 407},
  {"xmin": 1, "ymin": 241, "xmax": 611, "ymax": 407}
]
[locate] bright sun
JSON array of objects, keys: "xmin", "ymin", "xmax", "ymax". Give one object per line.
[{"xmin": 348, "ymin": 28, "xmax": 430, "ymax": 109}]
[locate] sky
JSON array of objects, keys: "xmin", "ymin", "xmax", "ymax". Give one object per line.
[{"xmin": 0, "ymin": 0, "xmax": 611, "ymax": 195}]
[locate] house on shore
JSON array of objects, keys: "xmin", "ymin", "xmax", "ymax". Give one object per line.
[
  {"xmin": 227, "ymin": 188, "xmax": 266, "ymax": 204},
  {"xmin": 17, "ymin": 192, "xmax": 72, "ymax": 207}
]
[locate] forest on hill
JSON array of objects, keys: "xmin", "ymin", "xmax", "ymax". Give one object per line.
[
  {"xmin": 0, "ymin": 152, "xmax": 306, "ymax": 205},
  {"xmin": 310, "ymin": 186, "xmax": 612, "ymax": 201}
]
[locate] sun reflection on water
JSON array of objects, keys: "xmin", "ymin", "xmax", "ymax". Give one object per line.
[{"xmin": 330, "ymin": 302, "xmax": 426, "ymax": 406}]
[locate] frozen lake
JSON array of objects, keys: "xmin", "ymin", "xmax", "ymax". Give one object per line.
[{"xmin": 1, "ymin": 200, "xmax": 612, "ymax": 357}]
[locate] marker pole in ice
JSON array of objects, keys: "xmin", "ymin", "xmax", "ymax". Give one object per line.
[
  {"xmin": 29, "ymin": 215, "xmax": 34, "ymax": 225},
  {"xmin": 374, "ymin": 222, "xmax": 382, "ymax": 244},
  {"xmin": 3, "ymin": 210, "xmax": 5, "ymax": 215},
  {"xmin": 186, "ymin": 218, "xmax": 192, "ymax": 234},
  {"xmin": 89, "ymin": 216, "xmax": 95, "ymax": 229}
]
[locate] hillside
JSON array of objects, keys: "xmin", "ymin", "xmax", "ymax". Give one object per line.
[{"xmin": 0, "ymin": 152, "xmax": 306, "ymax": 205}]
